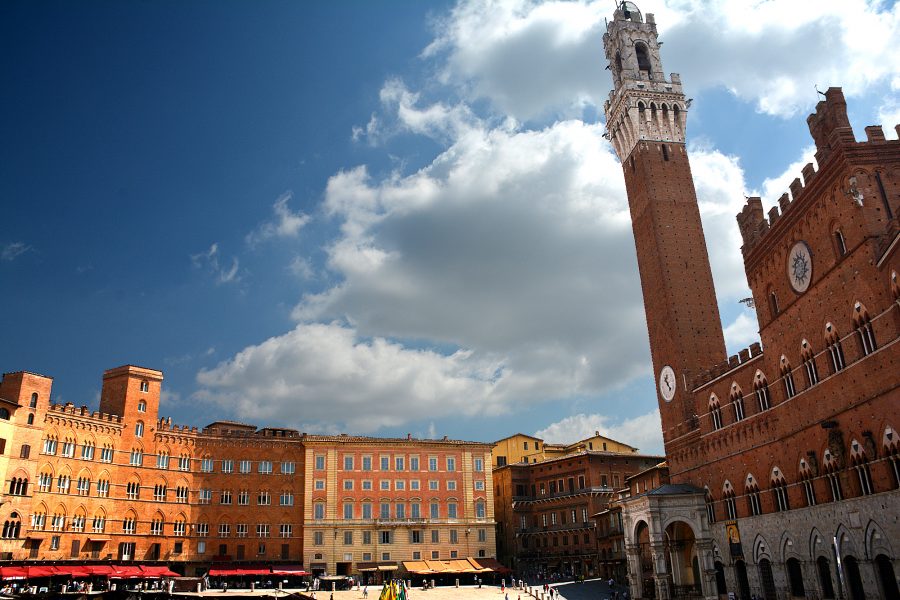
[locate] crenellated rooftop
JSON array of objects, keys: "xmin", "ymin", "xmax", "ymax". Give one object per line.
[{"xmin": 692, "ymin": 342, "xmax": 763, "ymax": 390}]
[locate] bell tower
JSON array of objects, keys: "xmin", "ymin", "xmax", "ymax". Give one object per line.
[{"xmin": 603, "ymin": 3, "xmax": 726, "ymax": 448}]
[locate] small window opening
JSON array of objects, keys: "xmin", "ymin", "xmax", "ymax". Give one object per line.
[
  {"xmin": 29, "ymin": 393, "xmax": 38, "ymax": 409},
  {"xmin": 834, "ymin": 230, "xmax": 847, "ymax": 256},
  {"xmin": 635, "ymin": 43, "xmax": 652, "ymax": 74},
  {"xmin": 770, "ymin": 292, "xmax": 779, "ymax": 316},
  {"xmin": 662, "ymin": 145, "xmax": 669, "ymax": 161}
]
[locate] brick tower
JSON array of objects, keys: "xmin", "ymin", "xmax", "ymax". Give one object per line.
[{"xmin": 603, "ymin": 2, "xmax": 726, "ymax": 450}]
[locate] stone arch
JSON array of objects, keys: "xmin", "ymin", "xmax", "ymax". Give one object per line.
[
  {"xmin": 835, "ymin": 524, "xmax": 859, "ymax": 558},
  {"xmin": 864, "ymin": 520, "xmax": 893, "ymax": 560},
  {"xmin": 780, "ymin": 530, "xmax": 802, "ymax": 562},
  {"xmin": 753, "ymin": 533, "xmax": 773, "ymax": 563},
  {"xmin": 809, "ymin": 527, "xmax": 829, "ymax": 560}
]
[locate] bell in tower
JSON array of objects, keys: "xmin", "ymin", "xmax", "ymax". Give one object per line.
[{"xmin": 601, "ymin": 3, "xmax": 727, "ymax": 451}]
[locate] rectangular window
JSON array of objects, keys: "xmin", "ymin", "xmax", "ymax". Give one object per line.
[
  {"xmin": 257, "ymin": 491, "xmax": 271, "ymax": 505},
  {"xmin": 219, "ymin": 523, "xmax": 231, "ymax": 537},
  {"xmin": 314, "ymin": 503, "xmax": 325, "ymax": 519},
  {"xmin": 100, "ymin": 446, "xmax": 113, "ymax": 463},
  {"xmin": 429, "ymin": 480, "xmax": 439, "ymax": 491},
  {"xmin": 478, "ymin": 528, "xmax": 486, "ymax": 542},
  {"xmin": 363, "ymin": 531, "xmax": 372, "ymax": 545},
  {"xmin": 449, "ymin": 529, "xmax": 458, "ymax": 543},
  {"xmin": 201, "ymin": 458, "xmax": 214, "ymax": 472},
  {"xmin": 239, "ymin": 460, "xmax": 251, "ymax": 474},
  {"xmin": 396, "ymin": 504, "xmax": 406, "ymax": 519},
  {"xmin": 238, "ymin": 490, "xmax": 249, "ymax": 505},
  {"xmin": 199, "ymin": 489, "xmax": 212, "ymax": 504},
  {"xmin": 380, "ymin": 503, "xmax": 391, "ymax": 519},
  {"xmin": 410, "ymin": 456, "xmax": 419, "ymax": 471},
  {"xmin": 395, "ymin": 456, "xmax": 405, "ymax": 471},
  {"xmin": 257, "ymin": 524, "xmax": 270, "ymax": 538},
  {"xmin": 258, "ymin": 460, "xmax": 272, "ymax": 474},
  {"xmin": 395, "ymin": 480, "xmax": 405, "ymax": 490},
  {"xmin": 221, "ymin": 490, "xmax": 233, "ymax": 504},
  {"xmin": 129, "ymin": 449, "xmax": 142, "ymax": 466},
  {"xmin": 380, "ymin": 479, "xmax": 390, "ymax": 490},
  {"xmin": 410, "ymin": 503, "xmax": 421, "ymax": 519},
  {"xmin": 447, "ymin": 480, "xmax": 457, "ymax": 491},
  {"xmin": 315, "ymin": 480, "xmax": 325, "ymax": 490},
  {"xmin": 410, "ymin": 480, "xmax": 420, "ymax": 490},
  {"xmin": 343, "ymin": 530, "xmax": 353, "ymax": 545},
  {"xmin": 362, "ymin": 503, "xmax": 372, "ymax": 519},
  {"xmin": 343, "ymin": 503, "xmax": 354, "ymax": 519},
  {"xmin": 81, "ymin": 444, "xmax": 94, "ymax": 460},
  {"xmin": 176, "ymin": 486, "xmax": 189, "ymax": 503},
  {"xmin": 276, "ymin": 523, "xmax": 291, "ymax": 538},
  {"xmin": 411, "ymin": 530, "xmax": 422, "ymax": 544},
  {"xmin": 280, "ymin": 492, "xmax": 294, "ymax": 506},
  {"xmin": 380, "ymin": 530, "xmax": 391, "ymax": 544},
  {"xmin": 362, "ymin": 480, "xmax": 372, "ymax": 490},
  {"xmin": 237, "ymin": 524, "xmax": 248, "ymax": 538},
  {"xmin": 157, "ymin": 453, "xmax": 169, "ymax": 469},
  {"xmin": 448, "ymin": 503, "xmax": 457, "ymax": 519},
  {"xmin": 343, "ymin": 479, "xmax": 354, "ymax": 490},
  {"xmin": 431, "ymin": 530, "xmax": 439, "ymax": 543},
  {"xmin": 362, "ymin": 455, "xmax": 372, "ymax": 471},
  {"xmin": 474, "ymin": 458, "xmax": 484, "ymax": 472},
  {"xmin": 343, "ymin": 455, "xmax": 354, "ymax": 471},
  {"xmin": 315, "ymin": 455, "xmax": 326, "ymax": 470},
  {"xmin": 430, "ymin": 503, "xmax": 439, "ymax": 519},
  {"xmin": 428, "ymin": 457, "xmax": 438, "ymax": 471},
  {"xmin": 474, "ymin": 480, "xmax": 484, "ymax": 491},
  {"xmin": 179, "ymin": 455, "xmax": 191, "ymax": 471},
  {"xmin": 97, "ymin": 480, "xmax": 109, "ymax": 498},
  {"xmin": 150, "ymin": 520, "xmax": 163, "ymax": 536},
  {"xmin": 446, "ymin": 457, "xmax": 456, "ymax": 471},
  {"xmin": 197, "ymin": 522, "xmax": 209, "ymax": 537},
  {"xmin": 381, "ymin": 456, "xmax": 390, "ymax": 471}
]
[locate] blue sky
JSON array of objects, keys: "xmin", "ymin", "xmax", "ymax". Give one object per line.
[{"xmin": 2, "ymin": 0, "xmax": 898, "ymax": 454}]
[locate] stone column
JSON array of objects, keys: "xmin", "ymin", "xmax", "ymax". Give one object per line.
[
  {"xmin": 651, "ymin": 542, "xmax": 672, "ymax": 600},
  {"xmin": 696, "ymin": 539, "xmax": 719, "ymax": 600},
  {"xmin": 626, "ymin": 546, "xmax": 643, "ymax": 599}
]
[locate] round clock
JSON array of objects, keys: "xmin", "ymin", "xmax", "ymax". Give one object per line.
[
  {"xmin": 658, "ymin": 365, "xmax": 676, "ymax": 402},
  {"xmin": 787, "ymin": 241, "xmax": 813, "ymax": 293}
]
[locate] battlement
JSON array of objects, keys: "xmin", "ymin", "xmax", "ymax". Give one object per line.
[
  {"xmin": 807, "ymin": 87, "xmax": 855, "ymax": 164},
  {"xmin": 692, "ymin": 342, "xmax": 763, "ymax": 390},
  {"xmin": 48, "ymin": 402, "xmax": 123, "ymax": 424}
]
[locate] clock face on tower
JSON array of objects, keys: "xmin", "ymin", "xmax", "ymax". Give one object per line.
[
  {"xmin": 787, "ymin": 241, "xmax": 813, "ymax": 293},
  {"xmin": 658, "ymin": 365, "xmax": 676, "ymax": 402}
]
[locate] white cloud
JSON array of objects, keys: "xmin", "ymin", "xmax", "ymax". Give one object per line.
[
  {"xmin": 755, "ymin": 146, "xmax": 818, "ymax": 208},
  {"xmin": 534, "ymin": 410, "xmax": 664, "ymax": 455},
  {"xmin": 191, "ymin": 243, "xmax": 242, "ymax": 285},
  {"xmin": 2, "ymin": 242, "xmax": 31, "ymax": 261},
  {"xmin": 195, "ymin": 322, "xmax": 514, "ymax": 433},
  {"xmin": 425, "ymin": 0, "xmax": 900, "ymax": 120},
  {"xmin": 724, "ymin": 311, "xmax": 760, "ymax": 353},
  {"xmin": 288, "ymin": 256, "xmax": 315, "ymax": 279},
  {"xmin": 246, "ymin": 192, "xmax": 310, "ymax": 246}
]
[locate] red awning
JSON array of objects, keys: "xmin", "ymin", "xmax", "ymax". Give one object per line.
[
  {"xmin": 139, "ymin": 565, "xmax": 180, "ymax": 577},
  {"xmin": 53, "ymin": 565, "xmax": 93, "ymax": 577},
  {"xmin": 24, "ymin": 566, "xmax": 56, "ymax": 578},
  {"xmin": 270, "ymin": 566, "xmax": 309, "ymax": 576},
  {"xmin": 84, "ymin": 565, "xmax": 116, "ymax": 575},
  {"xmin": 208, "ymin": 568, "xmax": 272, "ymax": 577},
  {"xmin": 0, "ymin": 566, "xmax": 28, "ymax": 580},
  {"xmin": 109, "ymin": 566, "xmax": 144, "ymax": 579}
]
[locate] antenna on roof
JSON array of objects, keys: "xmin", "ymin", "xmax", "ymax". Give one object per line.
[
  {"xmin": 815, "ymin": 84, "xmax": 827, "ymax": 98},
  {"xmin": 739, "ymin": 297, "xmax": 755, "ymax": 309}
]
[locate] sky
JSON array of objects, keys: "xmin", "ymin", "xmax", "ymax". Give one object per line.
[{"xmin": 2, "ymin": 0, "xmax": 898, "ymax": 456}]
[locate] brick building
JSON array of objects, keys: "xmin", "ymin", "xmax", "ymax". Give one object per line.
[
  {"xmin": 492, "ymin": 449, "xmax": 662, "ymax": 579},
  {"xmin": 0, "ymin": 365, "xmax": 495, "ymax": 577},
  {"xmin": 602, "ymin": 3, "xmax": 899, "ymax": 600}
]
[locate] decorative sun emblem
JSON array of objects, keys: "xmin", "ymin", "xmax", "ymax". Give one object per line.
[
  {"xmin": 791, "ymin": 252, "xmax": 809, "ymax": 284},
  {"xmin": 787, "ymin": 241, "xmax": 812, "ymax": 293}
]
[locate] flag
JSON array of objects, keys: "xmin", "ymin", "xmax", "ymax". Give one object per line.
[
  {"xmin": 396, "ymin": 580, "xmax": 407, "ymax": 600},
  {"xmin": 378, "ymin": 582, "xmax": 391, "ymax": 600}
]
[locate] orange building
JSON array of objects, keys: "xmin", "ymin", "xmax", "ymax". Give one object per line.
[{"xmin": 0, "ymin": 365, "xmax": 495, "ymax": 577}]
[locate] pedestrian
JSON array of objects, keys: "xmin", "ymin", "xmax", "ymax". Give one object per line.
[
  {"xmin": 363, "ymin": 584, "xmax": 368, "ymax": 598},
  {"xmin": 505, "ymin": 593, "xmax": 509, "ymax": 600}
]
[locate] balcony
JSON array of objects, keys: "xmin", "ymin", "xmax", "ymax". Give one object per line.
[
  {"xmin": 512, "ymin": 487, "xmax": 613, "ymax": 505},
  {"xmin": 517, "ymin": 521, "xmax": 595, "ymax": 536}
]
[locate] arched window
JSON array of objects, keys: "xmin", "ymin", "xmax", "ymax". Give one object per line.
[
  {"xmin": 730, "ymin": 383, "xmax": 745, "ymax": 422},
  {"xmin": 634, "ymin": 42, "xmax": 652, "ymax": 74},
  {"xmin": 745, "ymin": 474, "xmax": 762, "ymax": 516},
  {"xmin": 823, "ymin": 449, "xmax": 842, "ymax": 502},
  {"xmin": 137, "ymin": 400, "xmax": 147, "ymax": 413},
  {"xmin": 770, "ymin": 467, "xmax": 789, "ymax": 512},
  {"xmin": 722, "ymin": 481, "xmax": 737, "ymax": 520},
  {"xmin": 800, "ymin": 340, "xmax": 819, "ymax": 386},
  {"xmin": 29, "ymin": 393, "xmax": 38, "ymax": 408},
  {"xmin": 852, "ymin": 301, "xmax": 877, "ymax": 356},
  {"xmin": 637, "ymin": 101, "xmax": 646, "ymax": 114},
  {"xmin": 787, "ymin": 558, "xmax": 806, "ymax": 597},
  {"xmin": 135, "ymin": 421, "xmax": 144, "ymax": 437},
  {"xmin": 834, "ymin": 229, "xmax": 847, "ymax": 256},
  {"xmin": 769, "ymin": 290, "xmax": 779, "ymax": 317},
  {"xmin": 799, "ymin": 458, "xmax": 816, "ymax": 507},
  {"xmin": 824, "ymin": 323, "xmax": 845, "ymax": 373},
  {"xmin": 704, "ymin": 488, "xmax": 716, "ymax": 524},
  {"xmin": 780, "ymin": 355, "xmax": 796, "ymax": 399},
  {"xmin": 27, "ymin": 414, "xmax": 34, "ymax": 425},
  {"xmin": 615, "ymin": 51, "xmax": 623, "ymax": 78},
  {"xmin": 709, "ymin": 394, "xmax": 723, "ymax": 430},
  {"xmin": 2, "ymin": 513, "xmax": 21, "ymax": 539},
  {"xmin": 849, "ymin": 439, "xmax": 874, "ymax": 496},
  {"xmin": 753, "ymin": 371, "xmax": 770, "ymax": 411},
  {"xmin": 884, "ymin": 427, "xmax": 900, "ymax": 489}
]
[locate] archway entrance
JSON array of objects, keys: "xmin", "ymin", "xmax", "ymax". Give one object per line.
[
  {"xmin": 843, "ymin": 556, "xmax": 865, "ymax": 600},
  {"xmin": 759, "ymin": 559, "xmax": 776, "ymax": 600},
  {"xmin": 635, "ymin": 521, "xmax": 655, "ymax": 599},
  {"xmin": 817, "ymin": 557, "xmax": 835, "ymax": 599},
  {"xmin": 714, "ymin": 561, "xmax": 727, "ymax": 596},
  {"xmin": 876, "ymin": 555, "xmax": 899, "ymax": 600},
  {"xmin": 664, "ymin": 520, "xmax": 700, "ymax": 597},
  {"xmin": 735, "ymin": 560, "xmax": 751, "ymax": 600},
  {"xmin": 786, "ymin": 558, "xmax": 805, "ymax": 597}
]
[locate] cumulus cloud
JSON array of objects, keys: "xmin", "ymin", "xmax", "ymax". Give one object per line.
[
  {"xmin": 534, "ymin": 410, "xmax": 664, "ymax": 455},
  {"xmin": 425, "ymin": 0, "xmax": 900, "ymax": 120},
  {"xmin": 724, "ymin": 311, "xmax": 760, "ymax": 353},
  {"xmin": 246, "ymin": 192, "xmax": 310, "ymax": 246},
  {"xmin": 2, "ymin": 242, "xmax": 31, "ymax": 261},
  {"xmin": 191, "ymin": 243, "xmax": 242, "ymax": 285}
]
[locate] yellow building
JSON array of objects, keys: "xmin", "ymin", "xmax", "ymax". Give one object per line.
[{"xmin": 491, "ymin": 431, "xmax": 638, "ymax": 468}]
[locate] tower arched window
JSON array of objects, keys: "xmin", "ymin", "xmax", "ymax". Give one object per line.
[
  {"xmin": 823, "ymin": 450, "xmax": 842, "ymax": 502},
  {"xmin": 30, "ymin": 393, "xmax": 38, "ymax": 408},
  {"xmin": 779, "ymin": 355, "xmax": 796, "ymax": 399},
  {"xmin": 852, "ymin": 301, "xmax": 877, "ymax": 356},
  {"xmin": 800, "ymin": 340, "xmax": 819, "ymax": 387},
  {"xmin": 634, "ymin": 42, "xmax": 652, "ymax": 75},
  {"xmin": 704, "ymin": 488, "xmax": 716, "ymax": 524},
  {"xmin": 709, "ymin": 394, "xmax": 723, "ymax": 430},
  {"xmin": 745, "ymin": 474, "xmax": 762, "ymax": 516},
  {"xmin": 769, "ymin": 291, "xmax": 779, "ymax": 317},
  {"xmin": 884, "ymin": 427, "xmax": 900, "ymax": 489},
  {"xmin": 615, "ymin": 51, "xmax": 623, "ymax": 79},
  {"xmin": 137, "ymin": 400, "xmax": 146, "ymax": 413},
  {"xmin": 135, "ymin": 421, "xmax": 144, "ymax": 438},
  {"xmin": 753, "ymin": 371, "xmax": 770, "ymax": 411},
  {"xmin": 799, "ymin": 459, "xmax": 816, "ymax": 507},
  {"xmin": 770, "ymin": 467, "xmax": 789, "ymax": 512},
  {"xmin": 849, "ymin": 440, "xmax": 874, "ymax": 496},
  {"xmin": 27, "ymin": 414, "xmax": 34, "ymax": 425},
  {"xmin": 729, "ymin": 384, "xmax": 745, "ymax": 422},
  {"xmin": 824, "ymin": 323, "xmax": 845, "ymax": 373},
  {"xmin": 722, "ymin": 481, "xmax": 737, "ymax": 520}
]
